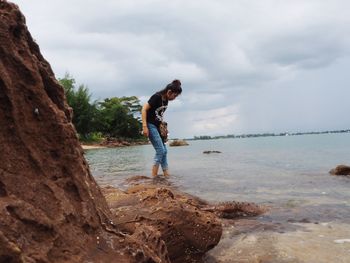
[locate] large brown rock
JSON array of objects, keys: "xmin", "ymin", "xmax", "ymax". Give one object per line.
[
  {"xmin": 0, "ymin": 1, "xmax": 165, "ymax": 262},
  {"xmin": 103, "ymin": 181, "xmax": 264, "ymax": 263},
  {"xmin": 103, "ymin": 185, "xmax": 222, "ymax": 263}
]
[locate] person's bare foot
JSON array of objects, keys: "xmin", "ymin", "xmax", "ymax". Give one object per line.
[
  {"xmin": 152, "ymin": 165, "xmax": 159, "ymax": 177},
  {"xmin": 163, "ymin": 170, "xmax": 169, "ymax": 177}
]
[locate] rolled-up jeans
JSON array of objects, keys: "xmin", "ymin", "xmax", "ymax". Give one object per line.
[{"xmin": 148, "ymin": 123, "xmax": 168, "ymax": 170}]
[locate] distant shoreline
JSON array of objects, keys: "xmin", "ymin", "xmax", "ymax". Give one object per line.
[{"xmin": 189, "ymin": 129, "xmax": 350, "ymax": 141}]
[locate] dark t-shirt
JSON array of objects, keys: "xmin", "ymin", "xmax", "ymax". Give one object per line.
[{"xmin": 147, "ymin": 93, "xmax": 168, "ymax": 127}]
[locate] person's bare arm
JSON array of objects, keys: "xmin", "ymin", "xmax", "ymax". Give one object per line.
[{"xmin": 141, "ymin": 103, "xmax": 151, "ymax": 137}]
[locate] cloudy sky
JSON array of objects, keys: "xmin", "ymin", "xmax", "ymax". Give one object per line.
[{"xmin": 13, "ymin": 0, "xmax": 350, "ymax": 138}]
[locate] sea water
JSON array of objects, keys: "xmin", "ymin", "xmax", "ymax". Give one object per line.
[{"xmin": 85, "ymin": 133, "xmax": 350, "ymax": 262}]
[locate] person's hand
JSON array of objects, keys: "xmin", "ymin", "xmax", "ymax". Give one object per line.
[{"xmin": 142, "ymin": 126, "xmax": 149, "ymax": 137}]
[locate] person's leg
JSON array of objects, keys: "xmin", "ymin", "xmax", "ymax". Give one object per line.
[
  {"xmin": 161, "ymin": 144, "xmax": 169, "ymax": 176},
  {"xmin": 148, "ymin": 123, "xmax": 166, "ymax": 177},
  {"xmin": 163, "ymin": 169, "xmax": 169, "ymax": 177},
  {"xmin": 152, "ymin": 164, "xmax": 160, "ymax": 177}
]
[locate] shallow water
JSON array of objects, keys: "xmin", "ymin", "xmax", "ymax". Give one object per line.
[{"xmin": 85, "ymin": 133, "xmax": 350, "ymax": 262}]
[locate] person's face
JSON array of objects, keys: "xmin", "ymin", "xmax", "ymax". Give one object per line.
[{"xmin": 167, "ymin": 90, "xmax": 179, "ymax": 101}]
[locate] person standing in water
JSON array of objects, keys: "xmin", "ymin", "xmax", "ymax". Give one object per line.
[{"xmin": 142, "ymin": 80, "xmax": 182, "ymax": 177}]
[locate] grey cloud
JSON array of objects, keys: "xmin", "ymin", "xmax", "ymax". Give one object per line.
[
  {"xmin": 257, "ymin": 29, "xmax": 350, "ymax": 69},
  {"xmin": 13, "ymin": 0, "xmax": 350, "ymax": 137}
]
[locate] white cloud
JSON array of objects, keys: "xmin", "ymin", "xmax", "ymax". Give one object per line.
[{"xmin": 167, "ymin": 104, "xmax": 240, "ymax": 138}]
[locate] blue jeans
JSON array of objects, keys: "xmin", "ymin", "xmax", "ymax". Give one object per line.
[{"xmin": 148, "ymin": 123, "xmax": 168, "ymax": 170}]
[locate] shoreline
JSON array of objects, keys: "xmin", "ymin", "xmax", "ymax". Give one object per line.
[
  {"xmin": 81, "ymin": 138, "xmax": 190, "ymax": 150},
  {"xmin": 81, "ymin": 139, "xmax": 149, "ymax": 150},
  {"xmin": 80, "ymin": 143, "xmax": 107, "ymax": 150},
  {"xmin": 81, "ymin": 144, "xmax": 107, "ymax": 150}
]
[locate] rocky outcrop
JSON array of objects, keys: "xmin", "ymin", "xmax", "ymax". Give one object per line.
[
  {"xmin": 103, "ymin": 185, "xmax": 221, "ymax": 262},
  {"xmin": 169, "ymin": 139, "xmax": 189, "ymax": 147},
  {"xmin": 99, "ymin": 137, "xmax": 149, "ymax": 147},
  {"xmin": 103, "ymin": 183, "xmax": 265, "ymax": 262},
  {"xmin": 0, "ymin": 1, "xmax": 164, "ymax": 262},
  {"xmin": 329, "ymin": 165, "xmax": 350, "ymax": 176}
]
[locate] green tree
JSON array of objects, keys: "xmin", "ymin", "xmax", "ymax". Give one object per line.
[
  {"xmin": 58, "ymin": 73, "xmax": 75, "ymax": 105},
  {"xmin": 119, "ymin": 96, "xmax": 142, "ymax": 122},
  {"xmin": 59, "ymin": 73, "xmax": 97, "ymax": 138},
  {"xmin": 59, "ymin": 73, "xmax": 142, "ymax": 140},
  {"xmin": 97, "ymin": 97, "xmax": 142, "ymax": 138}
]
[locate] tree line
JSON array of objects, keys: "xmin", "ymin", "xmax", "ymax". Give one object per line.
[{"xmin": 59, "ymin": 73, "xmax": 144, "ymax": 142}]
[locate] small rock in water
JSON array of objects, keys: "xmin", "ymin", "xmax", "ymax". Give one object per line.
[
  {"xmin": 203, "ymin": 150, "xmax": 222, "ymax": 154},
  {"xmin": 329, "ymin": 164, "xmax": 350, "ymax": 176}
]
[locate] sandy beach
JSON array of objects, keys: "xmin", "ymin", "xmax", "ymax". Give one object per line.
[{"xmin": 81, "ymin": 144, "xmax": 107, "ymax": 150}]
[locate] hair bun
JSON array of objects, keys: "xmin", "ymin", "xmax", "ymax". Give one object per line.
[{"xmin": 172, "ymin": 79, "xmax": 181, "ymax": 86}]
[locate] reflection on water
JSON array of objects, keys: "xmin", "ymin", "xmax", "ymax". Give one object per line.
[{"xmin": 85, "ymin": 133, "xmax": 350, "ymax": 262}]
